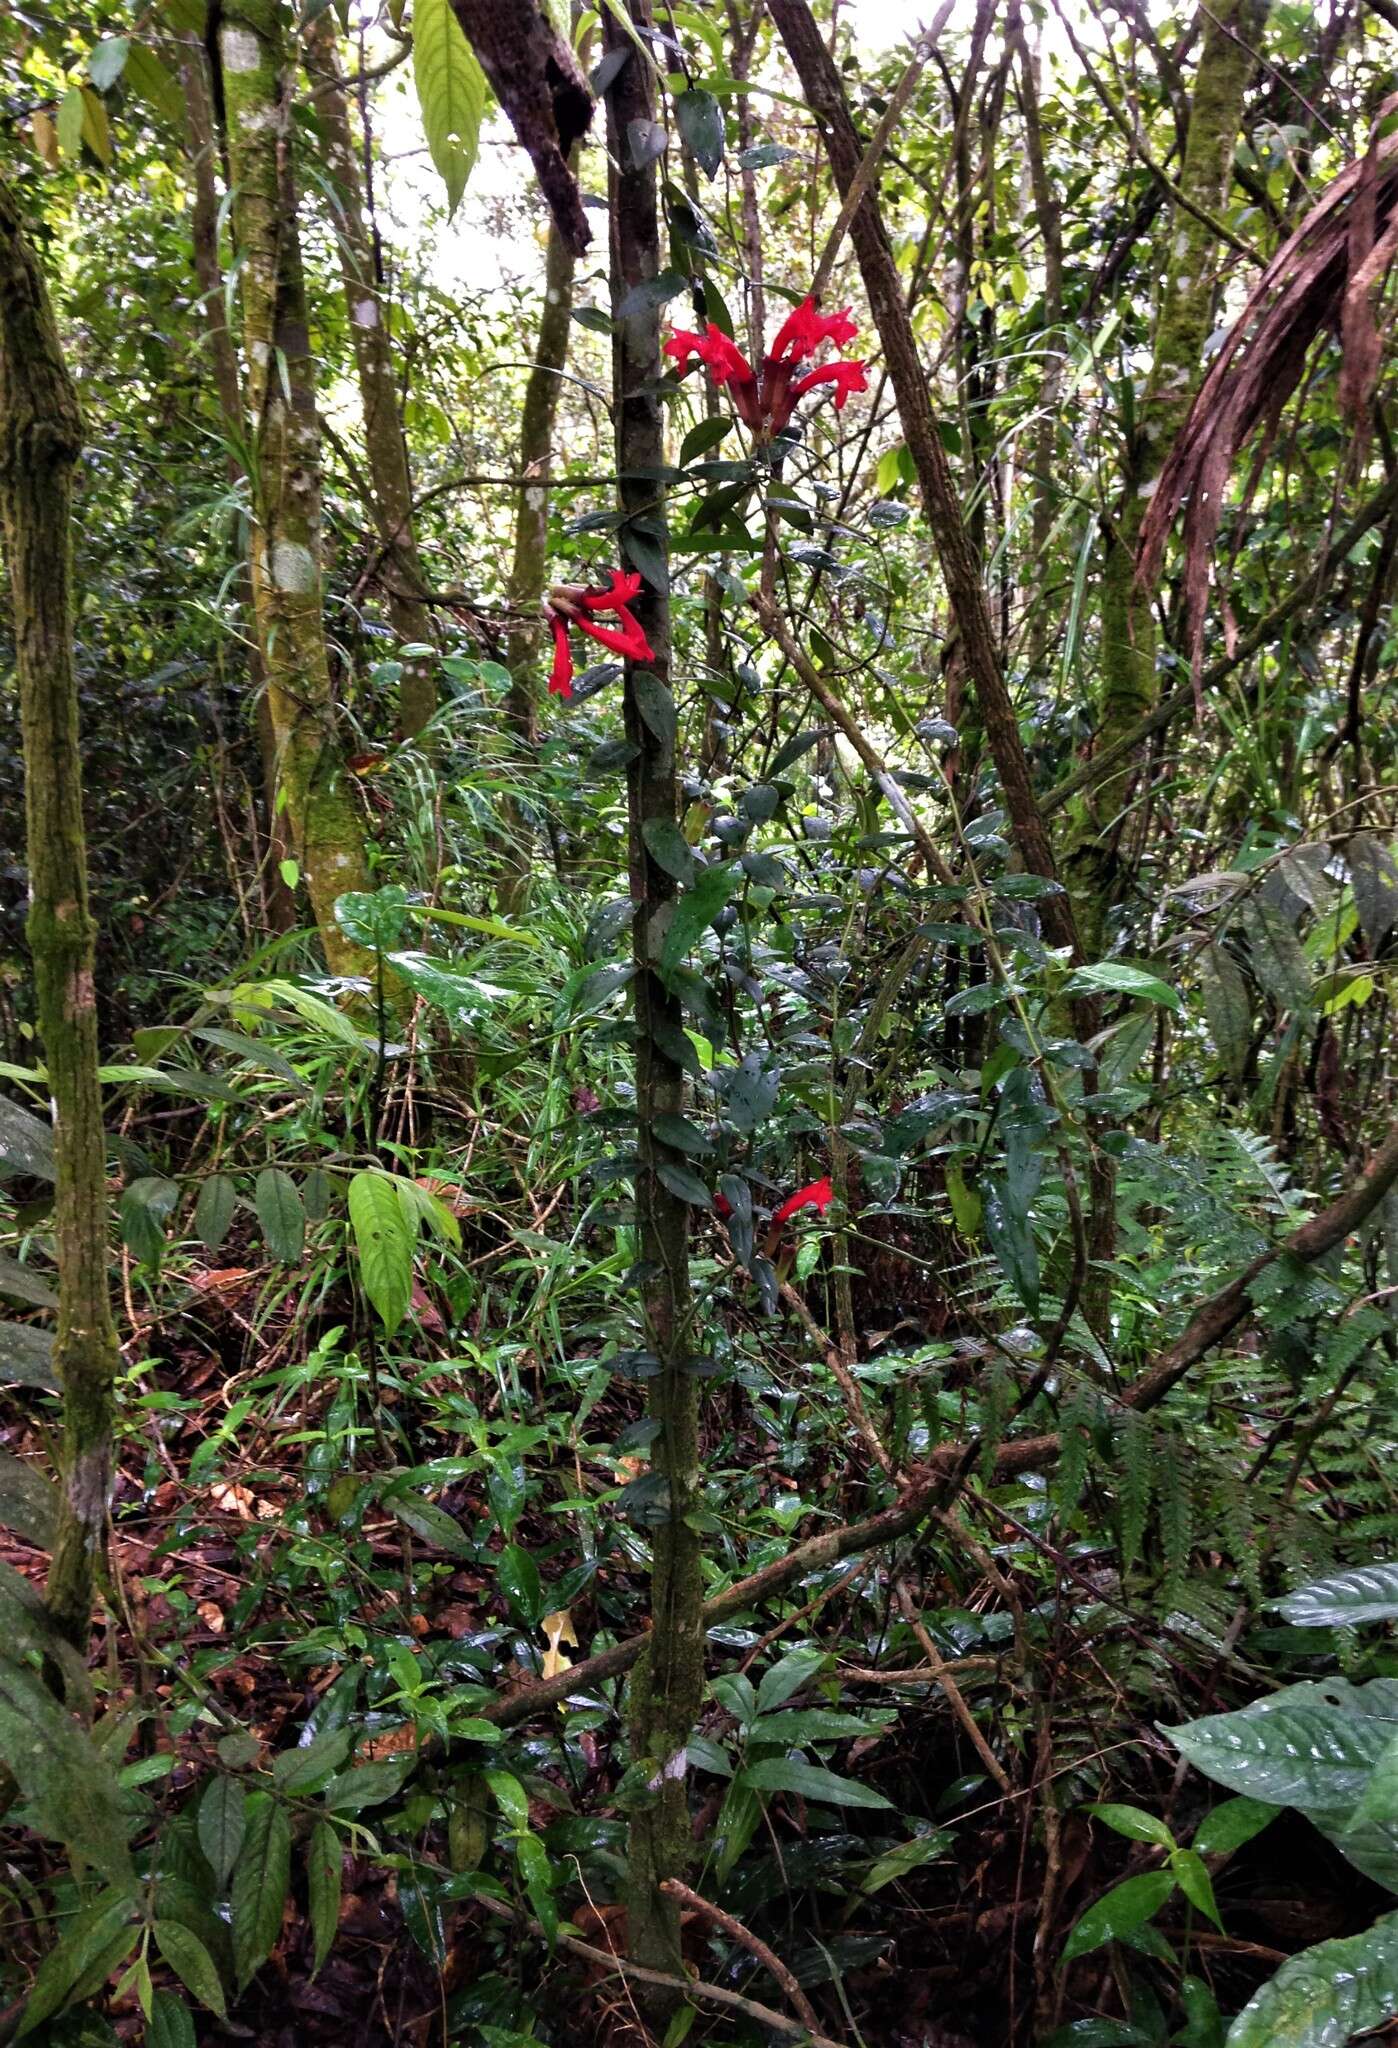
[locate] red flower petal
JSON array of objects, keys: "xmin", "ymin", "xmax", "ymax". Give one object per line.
[
  {"xmin": 547, "ymin": 612, "xmax": 574, "ymax": 698},
  {"xmin": 664, "ymin": 329, "xmax": 707, "ymax": 372},
  {"xmin": 577, "ymin": 613, "xmax": 655, "ymax": 663},
  {"xmin": 769, "ymin": 296, "xmax": 859, "ymax": 366},
  {"xmin": 580, "ymin": 568, "xmax": 644, "ymax": 614},
  {"xmin": 713, "ymin": 1192, "xmax": 732, "ymax": 1218},
  {"xmin": 789, "ymin": 359, "xmax": 869, "ymax": 411},
  {"xmin": 772, "ymin": 1176, "xmax": 834, "ymax": 1229}
]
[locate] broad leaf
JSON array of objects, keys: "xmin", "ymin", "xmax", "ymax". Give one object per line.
[
  {"xmin": 231, "ymin": 1792, "xmax": 291, "ymax": 1987},
  {"xmin": 0, "ymin": 1321, "xmax": 58, "ymax": 1391},
  {"xmin": 412, "ymin": 0, "xmax": 487, "ymax": 217},
  {"xmin": 1061, "ymin": 1871, "xmax": 1176, "ymax": 1963},
  {"xmin": 739, "ymin": 1757, "xmax": 893, "ymax": 1809},
  {"xmin": 1274, "ymin": 1563, "xmax": 1398, "ymax": 1627},
  {"xmin": 255, "ymin": 1167, "xmax": 304, "ymax": 1264},
  {"xmin": 348, "ymin": 1171, "xmax": 413, "ymax": 1334},
  {"xmin": 306, "ymin": 1820, "xmax": 341, "ymax": 1976},
  {"xmin": 1227, "ymin": 1909, "xmax": 1398, "ymax": 2047},
  {"xmin": 153, "ymin": 1921, "xmax": 226, "ymax": 2017}
]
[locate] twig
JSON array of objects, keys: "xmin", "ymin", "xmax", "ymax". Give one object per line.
[
  {"xmin": 660, "ymin": 1877, "xmax": 830, "ymax": 2039},
  {"xmin": 896, "ymin": 1580, "xmax": 1011, "ymax": 1793},
  {"xmin": 468, "ymin": 1889, "xmax": 847, "ymax": 2047},
  {"xmin": 810, "ymin": 4, "xmax": 955, "ymax": 299}
]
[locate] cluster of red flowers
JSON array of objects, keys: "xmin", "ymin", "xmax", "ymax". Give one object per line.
[
  {"xmin": 714, "ymin": 1176, "xmax": 834, "ymax": 1228},
  {"xmin": 664, "ymin": 295, "xmax": 868, "ymax": 436},
  {"xmin": 545, "ymin": 569, "xmax": 654, "ymax": 700}
]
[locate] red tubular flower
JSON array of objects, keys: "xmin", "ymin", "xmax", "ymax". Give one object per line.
[
  {"xmin": 768, "ymin": 295, "xmax": 859, "ymax": 366},
  {"xmin": 772, "ymin": 1176, "xmax": 834, "ymax": 1229},
  {"xmin": 668, "ymin": 292, "xmax": 865, "ymax": 439},
  {"xmin": 543, "ymin": 567, "xmax": 654, "ymax": 697},
  {"xmin": 547, "ymin": 612, "xmax": 574, "ymax": 699}
]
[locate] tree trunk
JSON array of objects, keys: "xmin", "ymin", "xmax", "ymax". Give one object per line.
[
  {"xmin": 179, "ymin": 37, "xmax": 297, "ymax": 935},
  {"xmin": 216, "ymin": 0, "xmax": 373, "ymax": 978},
  {"xmin": 1072, "ymin": 0, "xmax": 1268, "ymax": 952},
  {"xmin": 0, "ymin": 176, "xmax": 121, "ymax": 1652},
  {"xmin": 767, "ymin": 0, "xmax": 1081, "ymax": 967},
  {"xmin": 498, "ymin": 197, "xmax": 577, "ymax": 912},
  {"xmin": 301, "ymin": 8, "xmax": 438, "ymax": 739},
  {"xmin": 603, "ymin": 1, "xmax": 704, "ymax": 2000}
]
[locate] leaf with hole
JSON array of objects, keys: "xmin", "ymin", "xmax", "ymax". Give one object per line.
[{"xmin": 412, "ymin": 0, "xmax": 487, "ymax": 216}]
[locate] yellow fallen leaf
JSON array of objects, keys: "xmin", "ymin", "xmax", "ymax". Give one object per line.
[{"xmin": 541, "ymin": 1608, "xmax": 578, "ymax": 1683}]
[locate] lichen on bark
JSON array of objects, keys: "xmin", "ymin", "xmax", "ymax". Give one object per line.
[{"xmin": 0, "ymin": 174, "xmax": 122, "ymax": 1652}]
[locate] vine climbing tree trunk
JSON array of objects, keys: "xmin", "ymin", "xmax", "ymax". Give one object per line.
[
  {"xmin": 499, "ymin": 198, "xmax": 577, "ymax": 912},
  {"xmin": 603, "ymin": 2, "xmax": 704, "ymax": 2002},
  {"xmin": 301, "ymin": 8, "xmax": 438, "ymax": 739},
  {"xmin": 1071, "ymin": 0, "xmax": 1268, "ymax": 952},
  {"xmin": 216, "ymin": 0, "xmax": 372, "ymax": 977},
  {"xmin": 0, "ymin": 177, "xmax": 121, "ymax": 1651}
]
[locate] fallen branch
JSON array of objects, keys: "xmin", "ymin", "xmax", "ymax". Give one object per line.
[
  {"xmin": 469, "ymin": 1889, "xmax": 847, "ymax": 2048},
  {"xmin": 660, "ymin": 1877, "xmax": 829, "ymax": 2040}
]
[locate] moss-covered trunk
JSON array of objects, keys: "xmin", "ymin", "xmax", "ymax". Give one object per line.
[
  {"xmin": 499, "ymin": 199, "xmax": 577, "ymax": 911},
  {"xmin": 302, "ymin": 9, "xmax": 437, "ymax": 739},
  {"xmin": 179, "ymin": 37, "xmax": 297, "ymax": 935},
  {"xmin": 0, "ymin": 176, "xmax": 122, "ymax": 1652},
  {"xmin": 217, "ymin": 0, "xmax": 372, "ymax": 977},
  {"xmin": 603, "ymin": 1, "xmax": 704, "ymax": 1999},
  {"xmin": 1072, "ymin": 0, "xmax": 1267, "ymax": 951}
]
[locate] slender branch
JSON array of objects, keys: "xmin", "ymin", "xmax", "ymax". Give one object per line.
[{"xmin": 659, "ymin": 1878, "xmax": 829, "ymax": 2039}]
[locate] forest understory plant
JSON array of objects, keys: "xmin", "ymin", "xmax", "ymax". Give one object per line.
[{"xmin": 1, "ymin": 4, "xmax": 1398, "ymax": 2048}]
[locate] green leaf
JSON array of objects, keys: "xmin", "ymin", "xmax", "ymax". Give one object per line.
[
  {"xmin": 57, "ymin": 84, "xmax": 85, "ymax": 160},
  {"xmin": 231, "ymin": 1793, "xmax": 292, "ymax": 1987},
  {"xmin": 496, "ymin": 1542, "xmax": 543, "ymax": 1624},
  {"xmin": 0, "ymin": 1094, "xmax": 54, "ymax": 1179},
  {"xmin": 412, "ymin": 0, "xmax": 488, "ymax": 216},
  {"xmin": 0, "ymin": 1449, "xmax": 58, "ymax": 1544},
  {"xmin": 618, "ymin": 269, "xmax": 687, "ymax": 318},
  {"xmin": 1087, "ymin": 1802, "xmax": 1174, "ymax": 1848},
  {"xmin": 1063, "ymin": 962, "xmax": 1181, "ymax": 1012},
  {"xmin": 984, "ymin": 1179, "xmax": 1039, "ymax": 1313},
  {"xmin": 632, "ymin": 670, "xmax": 678, "ymax": 752},
  {"xmin": 321, "ymin": 1757, "xmax": 413, "ymax": 1813},
  {"xmin": 195, "ymin": 1173, "xmax": 238, "ymax": 1254},
  {"xmin": 147, "ymin": 1990, "xmax": 197, "ymax": 2048},
  {"xmin": 15, "ymin": 1890, "xmax": 137, "ymax": 2038},
  {"xmin": 861, "ymin": 1829, "xmax": 953, "ymax": 1894},
  {"xmin": 756, "ymin": 1646, "xmax": 827, "ymax": 1715},
  {"xmin": 516, "ymin": 1829, "xmax": 558, "ymax": 1945},
  {"xmin": 680, "ymin": 418, "xmax": 730, "ymax": 464},
  {"xmin": 1240, "ymin": 901, "xmax": 1310, "ymax": 1012},
  {"xmin": 654, "ymin": 1158, "xmax": 713, "ymax": 1208},
  {"xmin": 661, "ymin": 863, "xmax": 739, "ymax": 975},
  {"xmin": 651, "ymin": 1112, "xmax": 711, "ymax": 1155},
  {"xmin": 1227, "ymin": 1908, "xmax": 1398, "ymax": 2047},
  {"xmin": 153, "ymin": 1922, "xmax": 227, "ymax": 2018},
  {"xmin": 0, "ymin": 1252, "xmax": 57, "ymax": 1310},
  {"xmin": 88, "ymin": 36, "xmax": 129, "ymax": 89},
  {"xmin": 272, "ymin": 1725, "xmax": 355, "ymax": 1794},
  {"xmin": 386, "ymin": 1491, "xmax": 472, "ymax": 1555},
  {"xmin": 0, "ymin": 1658, "xmax": 132, "ymax": 1883},
  {"xmin": 197, "ymin": 1775, "xmax": 246, "ymax": 1890},
  {"xmin": 1061, "ymin": 1871, "xmax": 1176, "ymax": 1963},
  {"xmin": 1169, "ymin": 1848, "xmax": 1222, "ymax": 1928},
  {"xmin": 124, "ymin": 43, "xmax": 186, "ymax": 125},
  {"xmin": 120, "ymin": 1174, "xmax": 180, "ymax": 1267},
  {"xmin": 486, "ymin": 1769, "xmax": 531, "ymax": 1829},
  {"xmin": 1274, "ymin": 1563, "xmax": 1398, "ymax": 1627},
  {"xmin": 1199, "ymin": 942, "xmax": 1252, "ymax": 1078},
  {"xmin": 1164, "ymin": 1683, "xmax": 1396, "ymax": 1814},
  {"xmin": 306, "ymin": 1820, "xmax": 341, "ymax": 1977},
  {"xmin": 0, "ymin": 1321, "xmax": 58, "ymax": 1391},
  {"xmin": 335, "ymin": 885, "xmax": 409, "ymax": 953},
  {"xmin": 642, "ymin": 818, "xmax": 696, "ymax": 885},
  {"xmin": 739, "ymin": 1756, "xmax": 893, "ymax": 1810},
  {"xmin": 348, "ymin": 1171, "xmax": 414, "ymax": 1334},
  {"xmin": 1192, "ymin": 1796, "xmax": 1279, "ymax": 1858},
  {"xmin": 255, "ymin": 1168, "xmax": 304, "ymax": 1264},
  {"xmin": 674, "ymin": 88, "xmax": 724, "ymax": 176}
]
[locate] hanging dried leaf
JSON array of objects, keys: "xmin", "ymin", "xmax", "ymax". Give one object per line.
[{"xmin": 1137, "ymin": 95, "xmax": 1398, "ymax": 691}]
